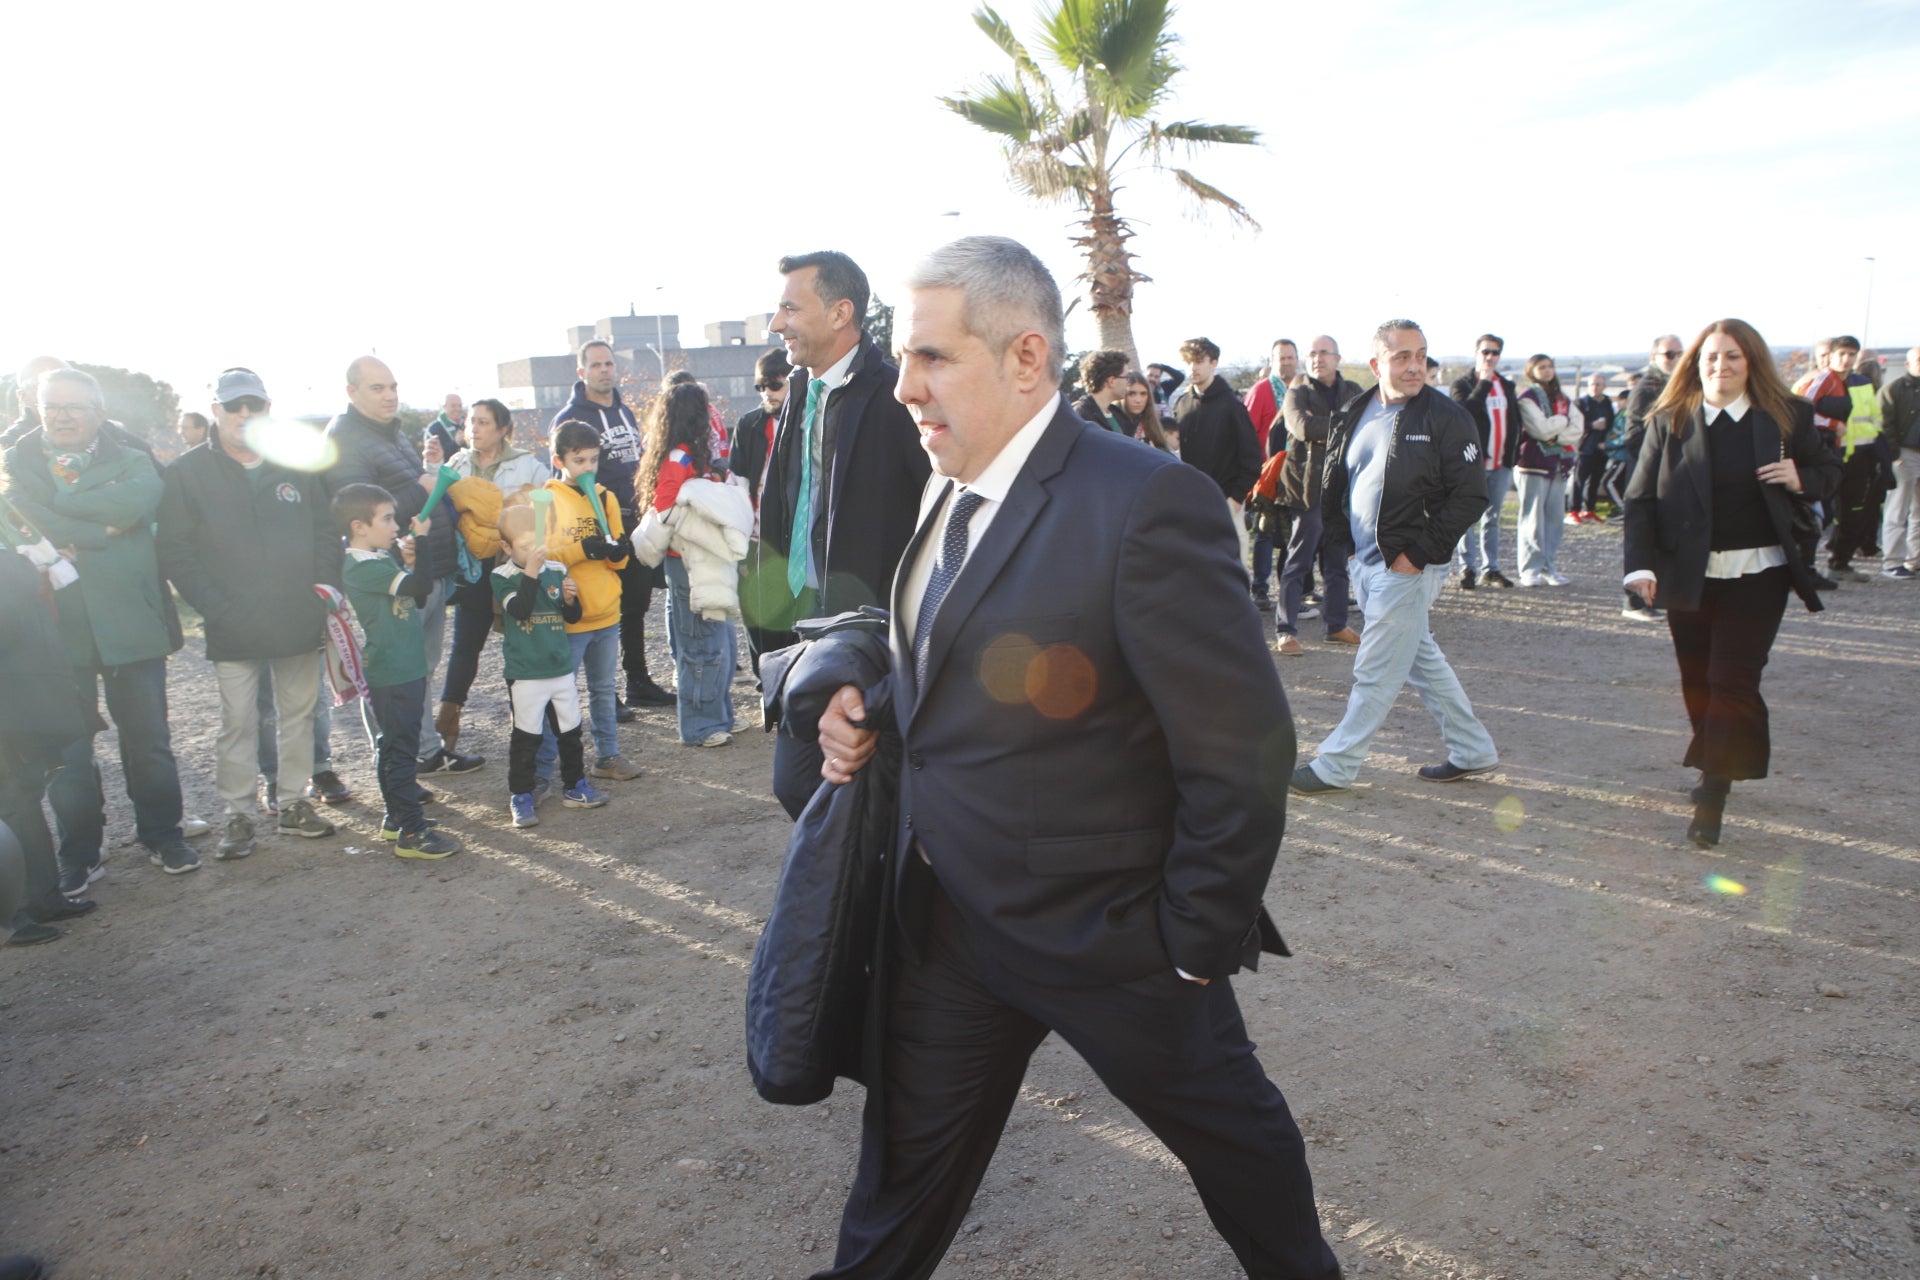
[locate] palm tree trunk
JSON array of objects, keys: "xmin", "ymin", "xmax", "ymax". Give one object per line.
[{"xmin": 1079, "ymin": 206, "xmax": 1143, "ymax": 368}]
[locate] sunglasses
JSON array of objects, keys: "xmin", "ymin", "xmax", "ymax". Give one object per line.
[
  {"xmin": 1478, "ymin": 349, "xmax": 1502, "ymax": 358},
  {"xmin": 221, "ymin": 396, "xmax": 268, "ymax": 414},
  {"xmin": 754, "ymin": 380, "xmax": 786, "ymax": 392},
  {"xmin": 1657, "ymin": 350, "xmax": 1683, "ymax": 359}
]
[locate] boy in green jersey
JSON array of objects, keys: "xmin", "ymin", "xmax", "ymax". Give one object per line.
[
  {"xmin": 333, "ymin": 483, "xmax": 462, "ymax": 860},
  {"xmin": 493, "ymin": 505, "xmax": 607, "ymax": 828}
]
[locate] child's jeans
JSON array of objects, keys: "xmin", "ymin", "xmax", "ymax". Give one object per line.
[
  {"xmin": 537, "ymin": 625, "xmax": 620, "ymax": 779},
  {"xmin": 666, "ymin": 556, "xmax": 735, "ymax": 744},
  {"xmin": 369, "ymin": 677, "xmax": 426, "ymax": 837}
]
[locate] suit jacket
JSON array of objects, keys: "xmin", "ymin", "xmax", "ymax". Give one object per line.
[
  {"xmin": 759, "ymin": 333, "xmax": 930, "ymax": 613},
  {"xmin": 1623, "ymin": 399, "xmax": 1840, "ymax": 614},
  {"xmin": 887, "ymin": 399, "xmax": 1292, "ymax": 988}
]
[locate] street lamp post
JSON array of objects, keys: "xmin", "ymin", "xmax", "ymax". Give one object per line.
[{"xmin": 1863, "ymin": 257, "xmax": 1876, "ymax": 349}]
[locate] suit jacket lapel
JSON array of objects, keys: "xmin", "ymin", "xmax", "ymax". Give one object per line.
[
  {"xmin": 826, "ymin": 339, "xmax": 879, "ymax": 519},
  {"xmin": 1681, "ymin": 407, "xmax": 1711, "ymax": 517},
  {"xmin": 907, "ymin": 405, "xmax": 1082, "ymax": 729}
]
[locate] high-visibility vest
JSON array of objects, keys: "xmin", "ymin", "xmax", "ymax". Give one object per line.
[{"xmin": 1844, "ymin": 381, "xmax": 1882, "ymax": 456}]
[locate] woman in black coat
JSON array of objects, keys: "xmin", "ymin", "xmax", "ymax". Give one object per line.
[{"xmin": 1623, "ymin": 319, "xmax": 1841, "ymax": 848}]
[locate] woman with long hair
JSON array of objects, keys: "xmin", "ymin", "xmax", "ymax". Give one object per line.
[
  {"xmin": 1623, "ymin": 319, "xmax": 1840, "ymax": 847},
  {"xmin": 638, "ymin": 383, "xmax": 739, "ymax": 748},
  {"xmin": 436, "ymin": 398, "xmax": 549, "ymax": 756},
  {"xmin": 1113, "ymin": 372, "xmax": 1172, "ymax": 451},
  {"xmin": 1514, "ymin": 354, "xmax": 1583, "ymax": 586}
]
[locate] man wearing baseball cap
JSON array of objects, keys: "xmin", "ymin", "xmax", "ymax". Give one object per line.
[{"xmin": 157, "ymin": 368, "xmax": 342, "ymax": 862}]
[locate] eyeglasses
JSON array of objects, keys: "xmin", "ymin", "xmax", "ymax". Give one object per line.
[
  {"xmin": 40, "ymin": 403, "xmax": 98, "ymax": 419},
  {"xmin": 1477, "ymin": 349, "xmax": 1502, "ymax": 358},
  {"xmin": 754, "ymin": 380, "xmax": 786, "ymax": 392},
  {"xmin": 1657, "ymin": 349, "xmax": 1683, "ymax": 359},
  {"xmin": 220, "ymin": 397, "xmax": 268, "ymax": 414}
]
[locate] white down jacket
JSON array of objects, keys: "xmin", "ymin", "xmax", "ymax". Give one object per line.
[{"xmin": 634, "ymin": 477, "xmax": 755, "ymax": 619}]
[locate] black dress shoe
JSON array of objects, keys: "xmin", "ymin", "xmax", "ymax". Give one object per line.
[
  {"xmin": 1686, "ymin": 807, "xmax": 1722, "ymax": 848},
  {"xmin": 5, "ymin": 923, "xmax": 62, "ymax": 947},
  {"xmin": 36, "ymin": 897, "xmax": 98, "ymax": 923}
]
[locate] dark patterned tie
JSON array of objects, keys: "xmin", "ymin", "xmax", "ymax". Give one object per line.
[{"xmin": 912, "ymin": 490, "xmax": 986, "ymax": 690}]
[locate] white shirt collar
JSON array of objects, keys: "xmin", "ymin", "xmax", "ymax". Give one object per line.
[
  {"xmin": 1704, "ymin": 394, "xmax": 1750, "ymax": 424},
  {"xmin": 810, "ymin": 340, "xmax": 860, "ymax": 393},
  {"xmin": 958, "ymin": 394, "xmax": 1060, "ymax": 505}
]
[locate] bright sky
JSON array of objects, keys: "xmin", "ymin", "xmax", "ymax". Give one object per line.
[{"xmin": 8, "ymin": 0, "xmax": 1918, "ymax": 418}]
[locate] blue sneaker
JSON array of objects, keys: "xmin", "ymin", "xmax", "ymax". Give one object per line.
[
  {"xmin": 510, "ymin": 793, "xmax": 539, "ymax": 828},
  {"xmin": 562, "ymin": 780, "xmax": 609, "ymax": 809}
]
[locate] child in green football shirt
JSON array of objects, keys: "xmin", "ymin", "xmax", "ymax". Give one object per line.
[
  {"xmin": 333, "ymin": 483, "xmax": 462, "ymax": 860},
  {"xmin": 493, "ymin": 505, "xmax": 608, "ymax": 828}
]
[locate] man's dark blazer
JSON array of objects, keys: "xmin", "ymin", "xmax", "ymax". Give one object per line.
[
  {"xmin": 886, "ymin": 398, "xmax": 1292, "ymax": 988},
  {"xmin": 759, "ymin": 333, "xmax": 930, "ymax": 614},
  {"xmin": 1623, "ymin": 399, "xmax": 1840, "ymax": 614}
]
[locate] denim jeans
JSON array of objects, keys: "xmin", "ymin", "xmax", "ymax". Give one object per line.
[
  {"xmin": 1458, "ymin": 466, "xmax": 1513, "ymax": 572},
  {"xmin": 1275, "ymin": 505, "xmax": 1350, "ymax": 637},
  {"xmin": 665, "ymin": 556, "xmax": 736, "ymax": 744},
  {"xmin": 413, "ymin": 577, "xmax": 449, "ymax": 759},
  {"xmin": 1308, "ymin": 561, "xmax": 1498, "ymax": 787},
  {"xmin": 258, "ymin": 656, "xmax": 333, "ymax": 776},
  {"xmin": 537, "ymin": 623, "xmax": 621, "ymax": 779},
  {"xmin": 369, "ymin": 677, "xmax": 426, "ymax": 837},
  {"xmin": 1515, "ymin": 469, "xmax": 1566, "ymax": 579},
  {"xmin": 49, "ymin": 657, "xmax": 184, "ymax": 874},
  {"xmin": 1250, "ymin": 531, "xmax": 1275, "ymax": 598}
]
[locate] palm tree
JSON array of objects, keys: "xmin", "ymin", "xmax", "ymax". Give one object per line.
[{"xmin": 941, "ymin": 0, "xmax": 1261, "ymax": 362}]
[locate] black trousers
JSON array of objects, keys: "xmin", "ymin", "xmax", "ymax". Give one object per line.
[
  {"xmin": 1827, "ymin": 451, "xmax": 1887, "ymax": 567},
  {"xmin": 1667, "ymin": 565, "xmax": 1790, "ymax": 781},
  {"xmin": 1572, "ymin": 451, "xmax": 1607, "ymax": 513},
  {"xmin": 814, "ymin": 883, "xmax": 1340, "ymax": 1280},
  {"xmin": 616, "ymin": 555, "xmax": 659, "ymax": 691},
  {"xmin": 440, "ymin": 571, "xmax": 495, "ymax": 705}
]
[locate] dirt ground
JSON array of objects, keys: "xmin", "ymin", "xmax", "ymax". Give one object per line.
[{"xmin": 4, "ymin": 513, "xmax": 1918, "ymax": 1280}]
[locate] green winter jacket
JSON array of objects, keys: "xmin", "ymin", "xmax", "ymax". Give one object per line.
[{"xmin": 3, "ymin": 426, "xmax": 179, "ymax": 668}]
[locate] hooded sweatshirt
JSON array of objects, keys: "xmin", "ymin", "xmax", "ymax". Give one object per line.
[
  {"xmin": 551, "ymin": 382, "xmax": 643, "ymax": 518},
  {"xmin": 542, "ymin": 475, "xmax": 628, "ymax": 633}
]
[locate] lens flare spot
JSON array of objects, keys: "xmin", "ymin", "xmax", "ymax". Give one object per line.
[
  {"xmin": 1025, "ymin": 644, "xmax": 1096, "ymax": 720},
  {"xmin": 245, "ymin": 418, "xmax": 338, "ymax": 474},
  {"xmin": 1493, "ymin": 794, "xmax": 1525, "ymax": 832},
  {"xmin": 1703, "ymin": 874, "xmax": 1747, "ymax": 896},
  {"xmin": 979, "ymin": 632, "xmax": 1039, "ymax": 704}
]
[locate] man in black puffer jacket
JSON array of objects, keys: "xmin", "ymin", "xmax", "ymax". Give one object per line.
[
  {"xmin": 159, "ymin": 368, "xmax": 342, "ymax": 859},
  {"xmin": 1294, "ymin": 320, "xmax": 1498, "ymax": 795},
  {"xmin": 325, "ymin": 355, "xmax": 482, "ymax": 776}
]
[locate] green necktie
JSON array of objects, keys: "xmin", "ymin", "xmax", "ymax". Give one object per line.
[{"xmin": 787, "ymin": 377, "xmax": 827, "ymax": 597}]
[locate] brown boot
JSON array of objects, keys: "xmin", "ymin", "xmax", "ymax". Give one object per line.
[{"xmin": 435, "ymin": 701, "xmax": 463, "ymax": 753}]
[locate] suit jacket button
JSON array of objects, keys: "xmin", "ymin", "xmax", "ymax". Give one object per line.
[
  {"xmin": 905, "ymin": 813, "xmax": 914, "ymax": 829},
  {"xmin": 909, "ymin": 753, "xmax": 924, "ymax": 770}
]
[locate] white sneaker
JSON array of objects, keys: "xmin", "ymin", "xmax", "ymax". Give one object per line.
[
  {"xmin": 181, "ymin": 814, "xmax": 212, "ymax": 839},
  {"xmin": 1517, "ymin": 572, "xmax": 1546, "ymax": 588},
  {"xmin": 697, "ymin": 732, "xmax": 733, "ymax": 748},
  {"xmin": 1546, "ymin": 571, "xmax": 1571, "ymax": 586}
]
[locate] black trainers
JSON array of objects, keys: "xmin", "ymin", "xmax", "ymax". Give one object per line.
[
  {"xmin": 394, "ymin": 827, "xmax": 461, "ymax": 860},
  {"xmin": 148, "ymin": 841, "xmax": 201, "ymax": 875},
  {"xmin": 419, "ymin": 748, "xmax": 485, "ymax": 774},
  {"xmin": 58, "ymin": 860, "xmax": 104, "ymax": 897},
  {"xmin": 614, "ymin": 698, "xmax": 638, "ymax": 724},
  {"xmin": 1459, "ymin": 568, "xmax": 1478, "ymax": 590},
  {"xmin": 5, "ymin": 922, "xmax": 62, "ymax": 947},
  {"xmin": 1417, "ymin": 760, "xmax": 1498, "ymax": 782},
  {"xmin": 36, "ymin": 896, "xmax": 96, "ymax": 923},
  {"xmin": 1481, "ymin": 569, "xmax": 1515, "ymax": 588},
  {"xmin": 306, "ymin": 770, "xmax": 353, "ymax": 804},
  {"xmin": 627, "ymin": 678, "xmax": 677, "ymax": 708}
]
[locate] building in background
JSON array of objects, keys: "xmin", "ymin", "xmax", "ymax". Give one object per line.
[{"xmin": 499, "ymin": 311, "xmax": 778, "ymax": 436}]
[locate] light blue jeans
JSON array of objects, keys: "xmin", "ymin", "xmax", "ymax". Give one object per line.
[
  {"xmin": 1459, "ymin": 466, "xmax": 1513, "ymax": 573},
  {"xmin": 537, "ymin": 624, "xmax": 621, "ymax": 779},
  {"xmin": 1308, "ymin": 560, "xmax": 1498, "ymax": 787},
  {"xmin": 665, "ymin": 556, "xmax": 735, "ymax": 744},
  {"xmin": 1515, "ymin": 470, "xmax": 1566, "ymax": 579}
]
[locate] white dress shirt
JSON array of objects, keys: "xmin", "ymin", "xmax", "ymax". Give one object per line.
[
  {"xmin": 1622, "ymin": 394, "xmax": 1787, "ymax": 589},
  {"xmin": 898, "ymin": 393, "xmax": 1059, "ymax": 642}
]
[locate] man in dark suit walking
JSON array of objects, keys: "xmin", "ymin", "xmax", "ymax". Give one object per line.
[
  {"xmin": 813, "ymin": 236, "xmax": 1339, "ymax": 1280},
  {"xmin": 760, "ymin": 250, "xmax": 930, "ymax": 816}
]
